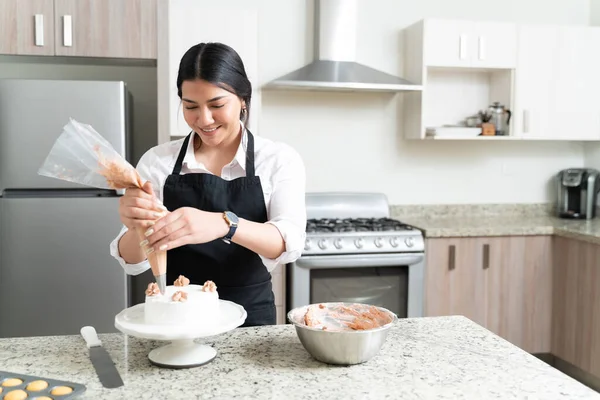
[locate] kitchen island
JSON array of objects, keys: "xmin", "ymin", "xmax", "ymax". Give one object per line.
[{"xmin": 0, "ymin": 316, "xmax": 597, "ymax": 399}]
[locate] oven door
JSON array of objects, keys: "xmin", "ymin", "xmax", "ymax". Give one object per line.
[{"xmin": 287, "ymin": 253, "xmax": 424, "ymax": 318}]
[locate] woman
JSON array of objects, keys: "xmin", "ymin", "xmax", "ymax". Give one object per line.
[{"xmin": 109, "ymin": 42, "xmax": 307, "ymax": 327}]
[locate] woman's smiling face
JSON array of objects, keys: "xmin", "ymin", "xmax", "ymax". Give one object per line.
[{"xmin": 181, "ymin": 79, "xmax": 245, "ymax": 147}]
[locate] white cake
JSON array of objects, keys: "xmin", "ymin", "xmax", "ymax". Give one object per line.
[{"xmin": 144, "ymin": 279, "xmax": 220, "ymax": 326}]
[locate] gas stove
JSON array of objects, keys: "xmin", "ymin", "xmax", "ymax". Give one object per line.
[
  {"xmin": 290, "ymin": 192, "xmax": 425, "ymax": 318},
  {"xmin": 302, "ymin": 193, "xmax": 424, "ymax": 256}
]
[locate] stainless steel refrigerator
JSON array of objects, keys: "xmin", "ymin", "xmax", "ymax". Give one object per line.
[{"xmin": 0, "ymin": 79, "xmax": 132, "ymax": 338}]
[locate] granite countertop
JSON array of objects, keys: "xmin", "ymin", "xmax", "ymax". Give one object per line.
[
  {"xmin": 391, "ymin": 204, "xmax": 600, "ymax": 243},
  {"xmin": 1, "ymin": 316, "xmax": 598, "ymax": 399}
]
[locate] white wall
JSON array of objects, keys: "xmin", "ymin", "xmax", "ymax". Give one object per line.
[{"xmin": 215, "ymin": 0, "xmax": 589, "ymax": 204}]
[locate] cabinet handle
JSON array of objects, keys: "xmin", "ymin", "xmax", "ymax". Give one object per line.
[
  {"xmin": 34, "ymin": 14, "xmax": 44, "ymax": 46},
  {"xmin": 63, "ymin": 15, "xmax": 73, "ymax": 47},
  {"xmin": 459, "ymin": 34, "xmax": 468, "ymax": 60},
  {"xmin": 523, "ymin": 110, "xmax": 530, "ymax": 134},
  {"xmin": 478, "ymin": 36, "xmax": 485, "ymax": 60},
  {"xmin": 448, "ymin": 245, "xmax": 456, "ymax": 270},
  {"xmin": 482, "ymin": 244, "xmax": 490, "ymax": 269}
]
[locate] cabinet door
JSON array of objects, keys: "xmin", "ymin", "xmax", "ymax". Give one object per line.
[
  {"xmin": 53, "ymin": 0, "xmax": 157, "ymax": 59},
  {"xmin": 0, "ymin": 0, "xmax": 54, "ymax": 56},
  {"xmin": 423, "ymin": 19, "xmax": 473, "ymax": 68},
  {"xmin": 553, "ymin": 26, "xmax": 600, "ymax": 140},
  {"xmin": 485, "ymin": 236, "xmax": 552, "ymax": 354},
  {"xmin": 471, "ymin": 21, "xmax": 517, "ymax": 69},
  {"xmin": 157, "ymin": 0, "xmax": 259, "ymax": 143},
  {"xmin": 425, "ymin": 238, "xmax": 486, "ymax": 327},
  {"xmin": 513, "ymin": 24, "xmax": 559, "ymax": 139},
  {"xmin": 553, "ymin": 237, "xmax": 600, "ymax": 377}
]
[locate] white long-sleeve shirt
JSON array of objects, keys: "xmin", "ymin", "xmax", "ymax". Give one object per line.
[{"xmin": 109, "ymin": 127, "xmax": 307, "ymax": 275}]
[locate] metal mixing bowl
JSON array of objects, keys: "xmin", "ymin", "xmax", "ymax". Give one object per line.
[{"xmin": 287, "ymin": 302, "xmax": 397, "ymax": 365}]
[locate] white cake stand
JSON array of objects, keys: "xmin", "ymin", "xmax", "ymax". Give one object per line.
[{"xmin": 114, "ymin": 300, "xmax": 246, "ymax": 368}]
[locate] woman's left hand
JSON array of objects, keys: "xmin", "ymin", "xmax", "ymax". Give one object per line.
[{"xmin": 144, "ymin": 207, "xmax": 228, "ymax": 252}]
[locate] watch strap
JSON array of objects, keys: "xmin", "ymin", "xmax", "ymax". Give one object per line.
[{"xmin": 223, "ymin": 212, "xmax": 238, "ymax": 242}]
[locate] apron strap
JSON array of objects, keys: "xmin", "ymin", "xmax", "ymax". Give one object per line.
[
  {"xmin": 171, "ymin": 127, "xmax": 256, "ymax": 177},
  {"xmin": 172, "ymin": 132, "xmax": 192, "ymax": 175},
  {"xmin": 245, "ymin": 129, "xmax": 256, "ymax": 177}
]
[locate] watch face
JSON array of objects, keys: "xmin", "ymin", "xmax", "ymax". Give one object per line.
[{"xmin": 225, "ymin": 211, "xmax": 239, "ymax": 224}]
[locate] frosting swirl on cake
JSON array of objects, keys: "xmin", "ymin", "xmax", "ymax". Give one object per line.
[
  {"xmin": 171, "ymin": 291, "xmax": 188, "ymax": 302},
  {"xmin": 202, "ymin": 280, "xmax": 217, "ymax": 292},
  {"xmin": 174, "ymin": 275, "xmax": 190, "ymax": 287},
  {"xmin": 145, "ymin": 282, "xmax": 160, "ymax": 296}
]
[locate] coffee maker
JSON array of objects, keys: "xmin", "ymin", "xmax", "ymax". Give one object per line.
[{"xmin": 556, "ymin": 168, "xmax": 600, "ymax": 219}]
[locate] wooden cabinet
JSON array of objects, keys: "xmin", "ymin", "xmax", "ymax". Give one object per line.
[
  {"xmin": 53, "ymin": 0, "xmax": 156, "ymax": 59},
  {"xmin": 485, "ymin": 236, "xmax": 553, "ymax": 354},
  {"xmin": 0, "ymin": 0, "xmax": 156, "ymax": 59},
  {"xmin": 0, "ymin": 0, "xmax": 55, "ymax": 56},
  {"xmin": 156, "ymin": 0, "xmax": 259, "ymax": 143},
  {"xmin": 424, "ymin": 237, "xmax": 487, "ymax": 327},
  {"xmin": 552, "ymin": 237, "xmax": 600, "ymax": 377},
  {"xmin": 425, "ymin": 236, "xmax": 553, "ymax": 353},
  {"xmin": 422, "ymin": 19, "xmax": 516, "ymax": 69}
]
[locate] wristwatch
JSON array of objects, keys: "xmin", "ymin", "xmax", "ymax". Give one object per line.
[{"xmin": 222, "ymin": 211, "xmax": 239, "ymax": 243}]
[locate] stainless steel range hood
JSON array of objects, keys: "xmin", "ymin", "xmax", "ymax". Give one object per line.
[{"xmin": 264, "ymin": 0, "xmax": 421, "ymax": 93}]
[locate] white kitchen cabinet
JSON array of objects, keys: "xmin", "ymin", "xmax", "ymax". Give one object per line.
[
  {"xmin": 513, "ymin": 24, "xmax": 600, "ymax": 140},
  {"xmin": 422, "ymin": 19, "xmax": 516, "ymax": 69},
  {"xmin": 553, "ymin": 27, "xmax": 600, "ymax": 140},
  {"xmin": 511, "ymin": 24, "xmax": 558, "ymax": 140},
  {"xmin": 403, "ymin": 18, "xmax": 515, "ymax": 140},
  {"xmin": 404, "ymin": 18, "xmax": 600, "ymax": 141},
  {"xmin": 156, "ymin": 0, "xmax": 260, "ymax": 144}
]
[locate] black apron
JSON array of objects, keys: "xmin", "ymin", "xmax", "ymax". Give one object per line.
[{"xmin": 162, "ymin": 128, "xmax": 275, "ymax": 327}]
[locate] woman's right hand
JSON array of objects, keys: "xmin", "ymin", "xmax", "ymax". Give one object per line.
[{"xmin": 118, "ymin": 181, "xmax": 167, "ymax": 230}]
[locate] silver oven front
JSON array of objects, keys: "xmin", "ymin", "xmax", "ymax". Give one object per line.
[{"xmin": 286, "ymin": 252, "xmax": 424, "ymax": 318}]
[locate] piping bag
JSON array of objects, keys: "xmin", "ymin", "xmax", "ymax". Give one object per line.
[{"xmin": 37, "ymin": 118, "xmax": 168, "ymax": 294}]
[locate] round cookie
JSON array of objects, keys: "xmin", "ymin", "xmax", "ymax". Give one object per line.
[
  {"xmin": 3, "ymin": 389, "xmax": 27, "ymax": 400},
  {"xmin": 1, "ymin": 378, "xmax": 22, "ymax": 387},
  {"xmin": 26, "ymin": 380, "xmax": 49, "ymax": 391},
  {"xmin": 34, "ymin": 397, "xmax": 53, "ymax": 400},
  {"xmin": 50, "ymin": 385, "xmax": 73, "ymax": 395}
]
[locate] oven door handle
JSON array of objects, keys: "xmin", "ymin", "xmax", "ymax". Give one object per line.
[{"xmin": 294, "ymin": 253, "xmax": 424, "ymax": 269}]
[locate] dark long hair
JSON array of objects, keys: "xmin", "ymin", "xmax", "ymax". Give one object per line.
[{"xmin": 176, "ymin": 42, "xmax": 252, "ymax": 125}]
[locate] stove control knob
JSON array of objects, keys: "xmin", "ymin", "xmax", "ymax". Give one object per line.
[
  {"xmin": 390, "ymin": 237, "xmax": 399, "ymax": 247},
  {"xmin": 354, "ymin": 238, "xmax": 364, "ymax": 249},
  {"xmin": 318, "ymin": 239, "xmax": 328, "ymax": 250},
  {"xmin": 405, "ymin": 237, "xmax": 415, "ymax": 248},
  {"xmin": 304, "ymin": 239, "xmax": 311, "ymax": 251},
  {"xmin": 374, "ymin": 237, "xmax": 384, "ymax": 248},
  {"xmin": 334, "ymin": 238, "xmax": 343, "ymax": 249}
]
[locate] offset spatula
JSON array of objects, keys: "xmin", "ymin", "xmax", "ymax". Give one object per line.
[{"xmin": 80, "ymin": 326, "xmax": 124, "ymax": 388}]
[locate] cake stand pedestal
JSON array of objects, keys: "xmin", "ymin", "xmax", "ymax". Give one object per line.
[{"xmin": 114, "ymin": 300, "xmax": 246, "ymax": 369}]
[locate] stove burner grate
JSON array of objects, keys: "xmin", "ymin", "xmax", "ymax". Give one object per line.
[{"xmin": 306, "ymin": 217, "xmax": 414, "ymax": 233}]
